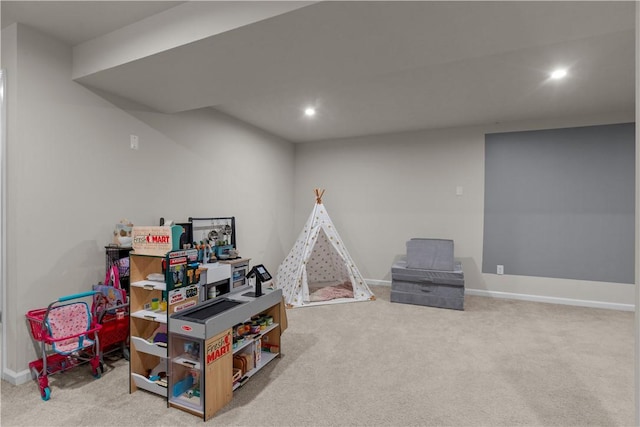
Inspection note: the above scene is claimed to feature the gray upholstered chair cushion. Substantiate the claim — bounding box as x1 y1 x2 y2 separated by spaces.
405 238 454 271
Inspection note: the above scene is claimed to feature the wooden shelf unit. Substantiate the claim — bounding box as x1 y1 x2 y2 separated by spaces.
129 251 201 397
129 253 168 396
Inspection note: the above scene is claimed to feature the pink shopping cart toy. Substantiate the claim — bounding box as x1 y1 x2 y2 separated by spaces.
26 290 104 401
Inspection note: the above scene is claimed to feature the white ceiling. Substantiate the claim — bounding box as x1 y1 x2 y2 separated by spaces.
2 1 636 143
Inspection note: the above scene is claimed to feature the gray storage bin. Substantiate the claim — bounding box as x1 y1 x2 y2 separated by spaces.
390 259 465 311
390 289 464 311
391 261 464 285
391 279 464 299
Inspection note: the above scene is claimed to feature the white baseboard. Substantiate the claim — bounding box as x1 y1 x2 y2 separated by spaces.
2 367 32 385
366 279 391 287
366 279 634 311
465 289 635 311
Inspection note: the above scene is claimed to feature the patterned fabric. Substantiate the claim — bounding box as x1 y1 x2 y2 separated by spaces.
275 201 375 307
46 302 94 354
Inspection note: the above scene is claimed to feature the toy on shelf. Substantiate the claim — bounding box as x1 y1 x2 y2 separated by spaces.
113 219 134 247
149 324 168 346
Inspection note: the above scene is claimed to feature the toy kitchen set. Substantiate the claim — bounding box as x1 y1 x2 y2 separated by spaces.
128 217 287 421
188 217 251 301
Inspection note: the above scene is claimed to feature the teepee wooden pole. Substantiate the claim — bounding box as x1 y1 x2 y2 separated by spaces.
315 188 325 204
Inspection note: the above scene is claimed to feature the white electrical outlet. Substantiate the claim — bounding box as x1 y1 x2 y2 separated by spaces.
497 265 504 275
130 134 139 150
456 186 463 196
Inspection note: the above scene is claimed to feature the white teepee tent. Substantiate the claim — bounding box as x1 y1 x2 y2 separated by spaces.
276 189 375 307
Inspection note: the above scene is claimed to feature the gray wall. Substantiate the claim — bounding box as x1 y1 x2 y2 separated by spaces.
483 123 635 283
1 23 295 381
294 113 635 308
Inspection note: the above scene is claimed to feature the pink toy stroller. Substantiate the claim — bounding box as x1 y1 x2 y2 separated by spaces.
26 291 103 401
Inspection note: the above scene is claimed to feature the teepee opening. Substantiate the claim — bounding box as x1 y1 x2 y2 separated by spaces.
276 189 375 307
305 227 355 302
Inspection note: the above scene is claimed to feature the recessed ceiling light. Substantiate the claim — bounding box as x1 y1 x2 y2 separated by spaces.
304 107 316 117
550 68 568 80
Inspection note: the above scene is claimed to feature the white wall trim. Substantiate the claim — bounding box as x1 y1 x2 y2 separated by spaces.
2 368 32 386
465 289 635 312
1 68 7 381
366 278 635 312
366 279 391 287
